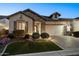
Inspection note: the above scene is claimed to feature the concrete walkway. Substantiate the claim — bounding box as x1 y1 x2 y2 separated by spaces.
0 43 12 56
0 41 25 56
51 36 79 49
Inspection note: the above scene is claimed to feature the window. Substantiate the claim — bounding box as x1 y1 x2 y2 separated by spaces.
16 22 26 30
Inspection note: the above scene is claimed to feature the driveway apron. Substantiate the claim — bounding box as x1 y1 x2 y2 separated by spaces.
51 36 79 49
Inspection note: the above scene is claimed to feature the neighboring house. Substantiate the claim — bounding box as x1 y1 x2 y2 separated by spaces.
0 16 9 30
8 9 79 36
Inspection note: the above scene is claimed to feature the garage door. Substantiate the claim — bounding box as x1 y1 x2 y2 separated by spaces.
45 25 64 35
73 20 79 31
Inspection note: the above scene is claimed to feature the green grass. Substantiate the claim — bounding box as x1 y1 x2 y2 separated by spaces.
4 40 62 55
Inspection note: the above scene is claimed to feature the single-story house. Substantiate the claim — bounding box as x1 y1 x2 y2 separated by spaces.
8 9 79 36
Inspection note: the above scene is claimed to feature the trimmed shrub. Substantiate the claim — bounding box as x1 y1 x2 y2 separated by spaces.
8 33 15 39
73 31 79 37
32 32 40 40
24 34 30 39
41 32 49 39
13 30 25 37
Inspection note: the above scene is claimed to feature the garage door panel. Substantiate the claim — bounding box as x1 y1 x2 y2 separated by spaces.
45 25 64 35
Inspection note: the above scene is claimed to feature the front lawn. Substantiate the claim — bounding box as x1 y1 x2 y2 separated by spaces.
4 40 62 55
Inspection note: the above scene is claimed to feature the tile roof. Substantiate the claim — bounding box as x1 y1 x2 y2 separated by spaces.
7 9 79 21
42 16 73 21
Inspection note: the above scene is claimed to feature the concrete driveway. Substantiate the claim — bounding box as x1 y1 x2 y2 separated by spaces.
51 36 79 49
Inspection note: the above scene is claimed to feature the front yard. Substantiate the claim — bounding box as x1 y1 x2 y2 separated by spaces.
3 40 62 55
0 31 62 56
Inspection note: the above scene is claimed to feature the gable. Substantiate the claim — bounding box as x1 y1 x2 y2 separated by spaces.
8 11 35 21
8 9 76 23
23 9 45 22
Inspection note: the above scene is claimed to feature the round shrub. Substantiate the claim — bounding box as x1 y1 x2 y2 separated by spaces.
8 33 15 39
32 32 40 39
41 32 49 39
73 31 79 37
24 34 30 39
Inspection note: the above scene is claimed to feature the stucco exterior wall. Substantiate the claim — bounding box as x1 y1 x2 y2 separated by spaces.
41 22 45 33
9 13 33 34
24 11 45 33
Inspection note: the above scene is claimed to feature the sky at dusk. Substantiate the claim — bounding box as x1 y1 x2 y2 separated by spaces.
0 3 79 18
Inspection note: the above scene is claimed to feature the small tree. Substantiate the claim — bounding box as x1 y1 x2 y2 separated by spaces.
32 32 40 40
41 32 49 39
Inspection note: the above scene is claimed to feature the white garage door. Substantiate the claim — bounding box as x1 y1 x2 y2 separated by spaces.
73 20 79 31
45 25 64 35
